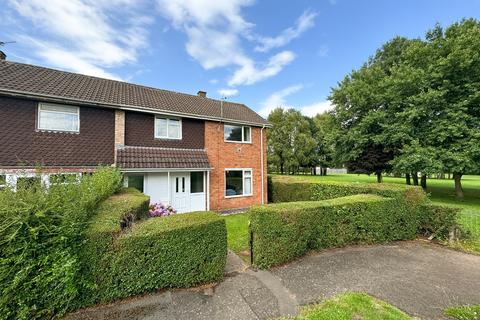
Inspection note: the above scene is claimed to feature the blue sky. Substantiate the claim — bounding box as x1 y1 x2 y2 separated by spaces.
2 0 479 117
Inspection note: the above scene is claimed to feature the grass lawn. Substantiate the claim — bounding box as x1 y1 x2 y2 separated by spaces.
281 292 413 320
223 212 250 254
281 174 480 254
445 305 480 320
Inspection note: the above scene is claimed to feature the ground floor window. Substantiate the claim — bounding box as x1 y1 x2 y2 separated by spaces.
50 173 78 185
225 169 252 197
0 175 6 189
190 172 204 193
16 177 42 190
127 175 144 192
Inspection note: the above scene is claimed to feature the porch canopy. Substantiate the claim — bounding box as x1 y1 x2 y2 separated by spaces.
116 146 211 171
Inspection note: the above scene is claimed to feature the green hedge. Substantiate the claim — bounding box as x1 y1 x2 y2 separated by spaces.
269 175 426 204
0 167 122 320
250 194 421 269
80 195 227 305
419 203 459 240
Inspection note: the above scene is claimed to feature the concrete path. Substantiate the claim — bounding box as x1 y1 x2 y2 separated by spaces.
65 242 480 320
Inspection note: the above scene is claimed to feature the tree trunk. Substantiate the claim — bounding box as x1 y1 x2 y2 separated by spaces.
412 172 419 186
313 166 316 175
453 173 464 199
376 171 383 183
280 162 284 175
420 174 427 190
322 167 327 176
406 173 411 185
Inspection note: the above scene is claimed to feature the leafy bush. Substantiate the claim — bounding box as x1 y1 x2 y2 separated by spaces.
445 304 480 320
419 203 459 240
250 194 420 269
81 205 227 304
0 167 122 320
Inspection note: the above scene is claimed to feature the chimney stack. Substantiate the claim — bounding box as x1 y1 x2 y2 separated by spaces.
197 90 206 98
0 51 6 60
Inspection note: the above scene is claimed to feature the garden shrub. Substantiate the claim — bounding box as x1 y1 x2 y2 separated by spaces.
250 194 420 269
419 203 459 240
0 167 122 320
81 208 227 304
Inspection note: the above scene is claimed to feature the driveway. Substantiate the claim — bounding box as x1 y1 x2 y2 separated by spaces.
65 241 480 320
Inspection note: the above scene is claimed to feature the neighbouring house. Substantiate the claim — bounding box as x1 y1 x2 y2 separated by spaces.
0 57 269 212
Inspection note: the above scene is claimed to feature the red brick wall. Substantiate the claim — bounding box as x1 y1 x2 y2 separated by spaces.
205 121 267 210
0 96 115 167
125 111 204 149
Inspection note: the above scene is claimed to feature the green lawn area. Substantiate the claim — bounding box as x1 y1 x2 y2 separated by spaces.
445 305 480 320
282 174 480 254
281 292 413 320
224 212 250 254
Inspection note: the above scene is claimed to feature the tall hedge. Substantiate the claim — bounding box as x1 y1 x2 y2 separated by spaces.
250 194 421 269
0 168 122 320
419 203 459 239
80 194 227 305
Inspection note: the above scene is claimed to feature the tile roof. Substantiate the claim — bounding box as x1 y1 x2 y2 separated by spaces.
116 146 211 170
0 60 269 127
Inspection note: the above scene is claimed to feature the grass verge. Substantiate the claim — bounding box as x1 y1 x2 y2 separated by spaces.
281 292 413 320
445 305 480 320
223 213 250 255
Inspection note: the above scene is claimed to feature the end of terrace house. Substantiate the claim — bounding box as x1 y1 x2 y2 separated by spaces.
0 58 270 213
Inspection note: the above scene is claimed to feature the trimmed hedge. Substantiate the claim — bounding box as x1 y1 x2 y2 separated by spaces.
269 175 426 204
80 192 227 305
250 194 421 269
419 203 459 240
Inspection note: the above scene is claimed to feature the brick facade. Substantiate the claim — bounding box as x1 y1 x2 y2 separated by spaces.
125 111 204 149
205 121 267 210
0 96 115 168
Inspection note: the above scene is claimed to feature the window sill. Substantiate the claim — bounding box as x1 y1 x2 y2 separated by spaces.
154 137 182 140
224 140 252 144
224 194 253 199
37 129 79 134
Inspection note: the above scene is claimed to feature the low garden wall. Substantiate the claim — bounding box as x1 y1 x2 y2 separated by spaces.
80 188 227 305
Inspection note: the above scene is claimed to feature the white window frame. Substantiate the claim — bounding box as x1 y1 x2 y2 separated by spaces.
224 124 252 143
37 102 80 133
154 117 182 140
0 174 6 189
224 168 253 198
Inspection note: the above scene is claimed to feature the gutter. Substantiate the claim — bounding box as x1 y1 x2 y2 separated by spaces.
0 89 272 128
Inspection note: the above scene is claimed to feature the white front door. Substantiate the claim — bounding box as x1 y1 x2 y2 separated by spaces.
171 173 190 213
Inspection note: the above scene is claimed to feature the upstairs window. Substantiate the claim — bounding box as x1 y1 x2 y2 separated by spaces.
155 117 182 139
38 103 79 132
224 124 251 143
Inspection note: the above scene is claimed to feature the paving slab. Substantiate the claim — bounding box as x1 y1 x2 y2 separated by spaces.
271 241 480 320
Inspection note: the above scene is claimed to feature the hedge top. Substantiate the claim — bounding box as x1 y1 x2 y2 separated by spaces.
255 194 391 211
126 211 224 237
87 188 150 234
271 174 413 191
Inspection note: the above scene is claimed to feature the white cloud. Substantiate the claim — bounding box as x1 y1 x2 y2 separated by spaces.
8 0 151 79
156 0 297 86
259 84 334 117
218 88 239 98
228 51 295 86
299 100 334 117
317 45 329 57
258 84 303 117
254 10 318 52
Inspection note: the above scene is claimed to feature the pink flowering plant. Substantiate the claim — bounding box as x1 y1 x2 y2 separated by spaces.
149 202 177 217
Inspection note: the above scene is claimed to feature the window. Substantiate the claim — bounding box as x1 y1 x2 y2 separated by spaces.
127 175 144 192
224 124 251 143
50 173 78 185
155 117 182 139
225 169 253 197
38 103 79 132
190 172 204 193
17 177 42 190
0 175 6 189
